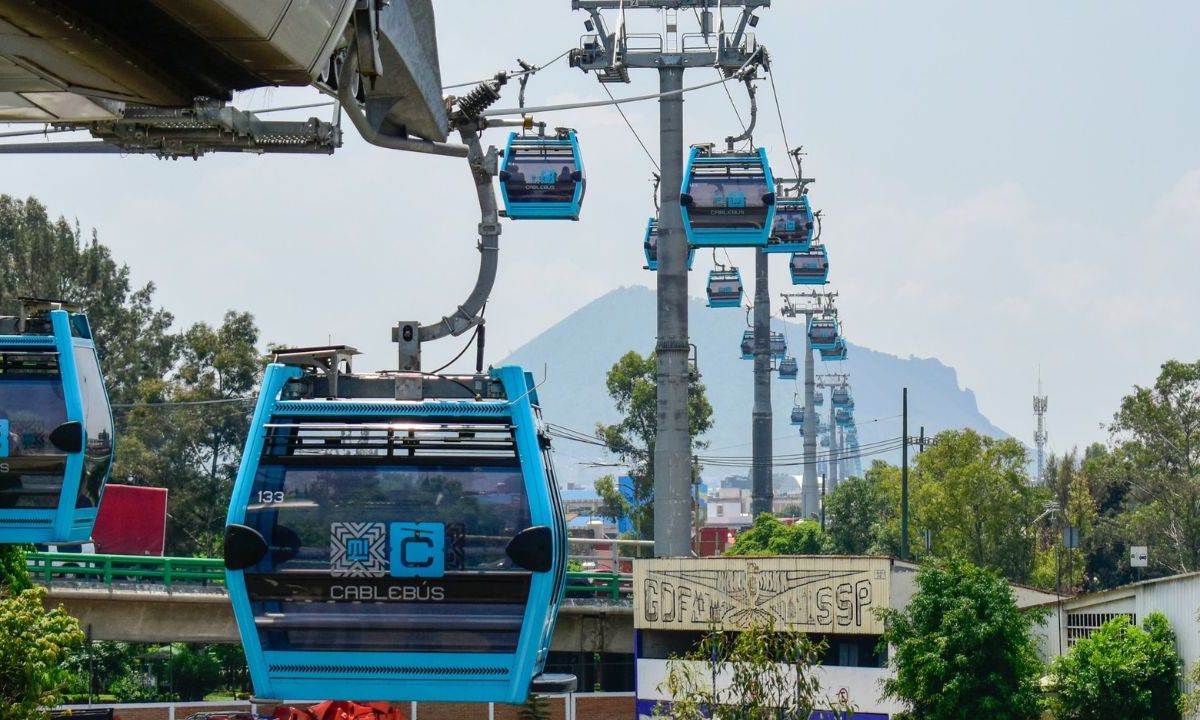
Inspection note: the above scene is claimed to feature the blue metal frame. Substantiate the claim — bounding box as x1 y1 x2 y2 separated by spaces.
790 244 829 285
680 147 776 247
820 337 848 362
225 365 563 704
643 217 694 271
706 267 743 308
499 131 585 220
764 195 815 254
0 309 113 544
778 356 798 379
808 316 840 352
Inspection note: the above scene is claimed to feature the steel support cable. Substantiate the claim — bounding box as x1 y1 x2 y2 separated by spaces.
441 49 572 91
766 65 799 178
600 82 660 171
482 52 761 117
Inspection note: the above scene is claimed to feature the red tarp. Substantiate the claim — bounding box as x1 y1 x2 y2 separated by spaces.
93 484 168 555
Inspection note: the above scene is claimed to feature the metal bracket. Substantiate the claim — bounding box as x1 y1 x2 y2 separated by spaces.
392 321 421 372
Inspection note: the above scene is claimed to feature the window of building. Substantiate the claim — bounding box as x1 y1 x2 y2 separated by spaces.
1065 611 1136 647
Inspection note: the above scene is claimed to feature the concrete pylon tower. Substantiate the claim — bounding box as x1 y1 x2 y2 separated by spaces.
1033 370 1048 486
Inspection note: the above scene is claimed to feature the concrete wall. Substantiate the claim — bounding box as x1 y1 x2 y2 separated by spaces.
44 584 634 653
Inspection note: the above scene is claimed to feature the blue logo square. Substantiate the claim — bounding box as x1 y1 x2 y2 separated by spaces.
0 419 8 457
389 522 445 578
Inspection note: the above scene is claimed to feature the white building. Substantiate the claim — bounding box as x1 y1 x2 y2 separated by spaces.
633 555 1057 719
705 487 752 527
1034 572 1200 715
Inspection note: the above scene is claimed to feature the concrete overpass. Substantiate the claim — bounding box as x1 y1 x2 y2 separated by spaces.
41 581 634 654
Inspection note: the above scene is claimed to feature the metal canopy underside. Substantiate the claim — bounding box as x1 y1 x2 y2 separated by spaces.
0 0 447 142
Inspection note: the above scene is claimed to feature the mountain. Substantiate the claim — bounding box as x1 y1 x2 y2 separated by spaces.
499 285 1010 488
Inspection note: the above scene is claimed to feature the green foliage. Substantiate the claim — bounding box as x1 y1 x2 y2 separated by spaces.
724 513 824 556
0 195 176 404
113 311 261 556
657 620 839 719
0 586 85 719
1048 613 1182 720
0 194 265 557
518 693 551 720
823 461 900 555
909 430 1049 583
166 644 223 701
594 350 713 538
878 558 1045 720
1108 359 1200 574
0 545 31 593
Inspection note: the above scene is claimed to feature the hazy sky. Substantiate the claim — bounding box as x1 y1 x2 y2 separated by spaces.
1 1 1197 457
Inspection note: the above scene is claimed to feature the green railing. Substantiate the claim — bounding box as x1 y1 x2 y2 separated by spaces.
26 552 632 599
27 552 224 587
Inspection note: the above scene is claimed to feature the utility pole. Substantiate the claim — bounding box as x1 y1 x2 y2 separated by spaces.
751 247 773 517
781 292 838 520
570 1 769 557
901 387 909 560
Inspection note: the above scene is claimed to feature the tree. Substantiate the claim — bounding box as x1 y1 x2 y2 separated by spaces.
878 558 1045 720
0 545 31 593
724 513 824 556
910 430 1049 583
0 586 85 719
1048 613 1182 720
114 312 261 555
594 351 713 538
1108 360 1200 574
0 195 176 404
823 461 900 555
657 619 841 719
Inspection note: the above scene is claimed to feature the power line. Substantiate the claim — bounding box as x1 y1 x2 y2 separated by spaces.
111 396 256 410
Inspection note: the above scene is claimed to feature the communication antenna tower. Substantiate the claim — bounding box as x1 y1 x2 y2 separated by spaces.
1033 369 1048 485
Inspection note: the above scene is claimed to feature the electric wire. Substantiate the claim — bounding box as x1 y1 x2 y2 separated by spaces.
111 396 255 409
429 324 481 374
544 420 902 466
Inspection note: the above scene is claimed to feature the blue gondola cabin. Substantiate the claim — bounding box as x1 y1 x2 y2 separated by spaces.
223 346 569 704
0 298 113 544
766 195 815 254
680 146 775 247
499 129 585 220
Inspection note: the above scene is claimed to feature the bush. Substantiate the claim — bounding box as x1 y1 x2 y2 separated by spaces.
1048 612 1182 720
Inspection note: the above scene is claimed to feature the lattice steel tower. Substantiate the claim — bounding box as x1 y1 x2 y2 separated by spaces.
1033 371 1048 485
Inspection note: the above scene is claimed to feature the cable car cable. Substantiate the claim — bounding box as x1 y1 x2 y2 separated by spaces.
766 65 799 178
599 82 659 172
441 49 572 91
482 53 761 117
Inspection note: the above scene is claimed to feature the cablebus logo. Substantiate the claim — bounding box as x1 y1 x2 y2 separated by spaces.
389 522 445 578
